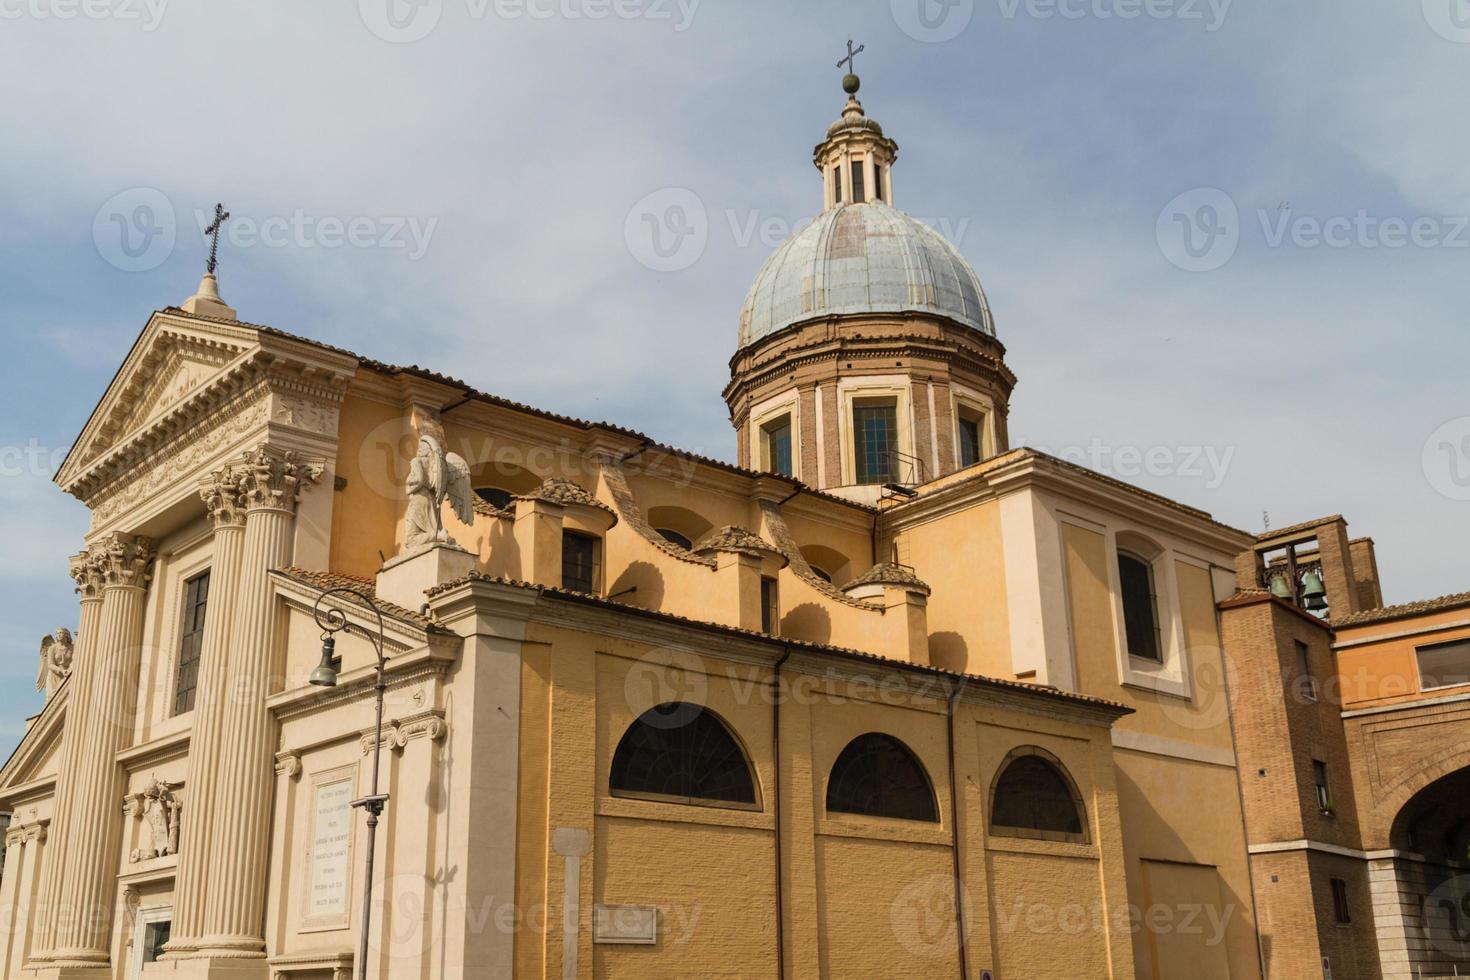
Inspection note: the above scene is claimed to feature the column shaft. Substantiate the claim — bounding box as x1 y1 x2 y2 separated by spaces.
166 507 247 953
48 536 153 966
29 570 104 963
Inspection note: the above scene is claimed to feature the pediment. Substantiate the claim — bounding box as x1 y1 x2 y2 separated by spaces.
0 685 66 794
60 312 260 482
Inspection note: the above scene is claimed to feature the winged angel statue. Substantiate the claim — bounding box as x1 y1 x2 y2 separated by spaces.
403 435 475 552
36 628 74 699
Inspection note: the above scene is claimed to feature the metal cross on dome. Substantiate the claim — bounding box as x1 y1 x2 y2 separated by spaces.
837 38 864 74
204 202 230 275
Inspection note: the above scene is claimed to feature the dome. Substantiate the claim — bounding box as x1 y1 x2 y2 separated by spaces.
738 202 995 349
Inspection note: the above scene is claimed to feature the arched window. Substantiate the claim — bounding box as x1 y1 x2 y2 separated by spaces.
475 486 513 510
990 748 1086 843
656 528 693 550
826 733 938 822
1117 550 1162 662
610 703 758 809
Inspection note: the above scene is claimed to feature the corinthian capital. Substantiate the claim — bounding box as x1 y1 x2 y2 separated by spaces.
200 467 249 529
97 533 156 589
237 447 323 514
69 549 107 600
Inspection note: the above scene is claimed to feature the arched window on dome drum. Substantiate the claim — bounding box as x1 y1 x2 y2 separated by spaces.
990 748 1087 843
609 703 758 809
656 528 693 551
826 733 938 822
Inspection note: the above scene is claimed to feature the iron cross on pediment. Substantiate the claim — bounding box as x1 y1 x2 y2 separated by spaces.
837 39 864 74
204 202 230 275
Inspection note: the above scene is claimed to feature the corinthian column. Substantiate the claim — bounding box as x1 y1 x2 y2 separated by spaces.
47 534 155 970
196 448 319 961
164 470 249 959
28 552 106 965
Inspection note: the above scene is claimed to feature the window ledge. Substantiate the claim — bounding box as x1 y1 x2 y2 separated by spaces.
815 815 950 847
595 795 773 832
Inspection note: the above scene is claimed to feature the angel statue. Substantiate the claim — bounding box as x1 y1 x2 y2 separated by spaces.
403 435 474 552
36 628 74 700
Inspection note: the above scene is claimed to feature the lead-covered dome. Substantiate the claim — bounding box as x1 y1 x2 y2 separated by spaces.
738 202 995 349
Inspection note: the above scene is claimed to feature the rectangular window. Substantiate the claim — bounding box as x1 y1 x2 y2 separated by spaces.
143 919 172 962
1416 638 1470 691
760 577 779 634
1313 759 1331 811
173 571 210 715
853 401 898 485
832 165 843 204
763 415 794 477
873 165 885 202
958 413 983 467
1295 640 1318 702
562 532 600 594
850 159 866 204
1117 553 1162 662
1330 877 1351 923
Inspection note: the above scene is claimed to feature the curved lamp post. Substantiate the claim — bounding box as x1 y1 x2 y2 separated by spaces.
309 587 390 980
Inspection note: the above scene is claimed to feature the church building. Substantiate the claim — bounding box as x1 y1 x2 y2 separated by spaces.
0 71 1283 979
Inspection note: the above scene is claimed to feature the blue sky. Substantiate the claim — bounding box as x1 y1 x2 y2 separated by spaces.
1 0 1467 749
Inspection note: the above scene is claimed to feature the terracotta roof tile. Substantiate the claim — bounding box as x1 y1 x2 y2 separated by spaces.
1333 591 1470 628
273 567 447 631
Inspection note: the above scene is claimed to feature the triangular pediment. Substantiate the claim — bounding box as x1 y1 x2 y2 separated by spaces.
0 684 67 794
55 310 264 489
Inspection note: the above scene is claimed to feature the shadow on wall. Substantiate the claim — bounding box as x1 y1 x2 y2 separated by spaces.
928 632 969 674
608 561 665 611
782 603 832 646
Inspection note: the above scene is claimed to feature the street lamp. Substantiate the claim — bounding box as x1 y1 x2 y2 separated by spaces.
309 587 390 980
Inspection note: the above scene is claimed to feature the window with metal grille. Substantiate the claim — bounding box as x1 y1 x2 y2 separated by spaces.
763 416 794 477
562 532 599 593
609 703 757 808
991 751 1086 842
853 402 898 485
475 486 513 510
1117 552 1162 661
173 572 210 715
826 733 938 822
958 414 983 467
1330 877 1351 923
656 528 692 550
850 159 866 204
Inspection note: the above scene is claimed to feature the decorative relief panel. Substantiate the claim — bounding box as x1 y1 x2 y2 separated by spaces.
123 775 182 863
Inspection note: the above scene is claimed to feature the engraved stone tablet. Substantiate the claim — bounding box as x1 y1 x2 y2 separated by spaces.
305 775 354 927
593 905 658 945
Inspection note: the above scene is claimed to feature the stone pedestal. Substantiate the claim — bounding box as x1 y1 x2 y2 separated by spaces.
376 542 477 610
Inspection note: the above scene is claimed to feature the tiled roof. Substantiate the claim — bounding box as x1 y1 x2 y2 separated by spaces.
426 572 1132 717
691 526 781 558
522 478 615 518
1255 515 1345 542
844 561 932 596
272 567 446 631
1333 591 1470 628
164 311 877 516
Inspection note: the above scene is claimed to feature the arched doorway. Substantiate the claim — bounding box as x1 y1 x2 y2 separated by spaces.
1373 767 1470 978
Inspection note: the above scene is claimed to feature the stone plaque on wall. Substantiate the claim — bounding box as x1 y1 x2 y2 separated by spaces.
303 771 355 930
593 905 658 945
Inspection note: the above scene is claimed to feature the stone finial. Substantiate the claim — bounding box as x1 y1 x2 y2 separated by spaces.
180 272 237 320
98 534 157 589
237 447 322 513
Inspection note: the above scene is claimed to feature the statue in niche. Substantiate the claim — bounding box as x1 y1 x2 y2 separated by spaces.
130 776 182 862
35 629 74 700
403 435 474 552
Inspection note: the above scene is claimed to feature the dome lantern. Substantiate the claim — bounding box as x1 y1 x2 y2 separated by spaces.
815 54 898 210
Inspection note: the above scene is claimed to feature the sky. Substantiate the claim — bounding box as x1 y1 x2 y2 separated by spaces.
0 0 1467 747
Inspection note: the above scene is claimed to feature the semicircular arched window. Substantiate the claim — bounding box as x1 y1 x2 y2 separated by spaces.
826 733 939 822
990 749 1087 843
609 703 758 809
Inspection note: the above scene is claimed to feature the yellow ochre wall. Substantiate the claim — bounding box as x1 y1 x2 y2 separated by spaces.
513 617 1135 979
1061 523 1261 980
